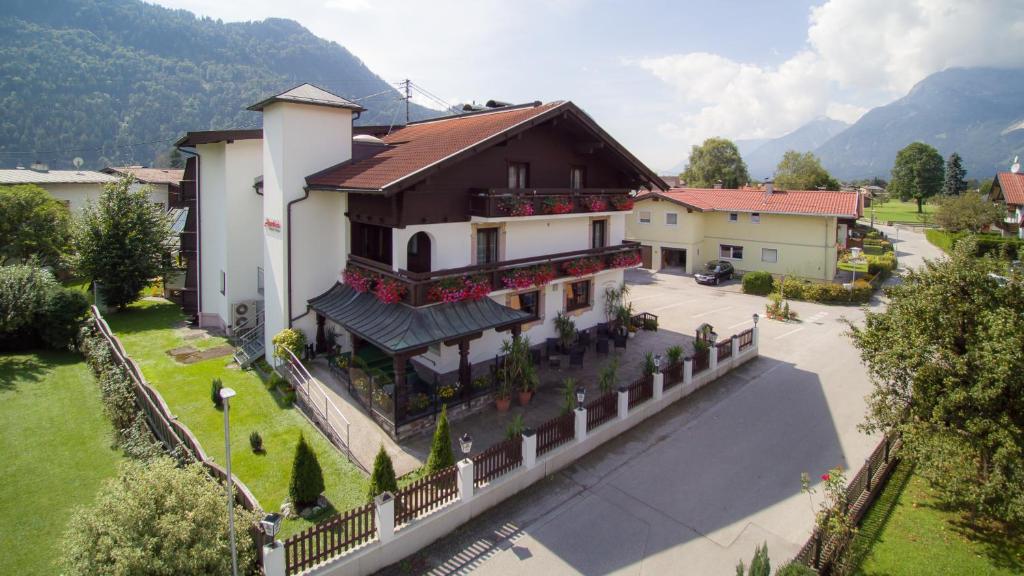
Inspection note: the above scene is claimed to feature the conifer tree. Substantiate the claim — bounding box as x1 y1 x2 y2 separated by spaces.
289 434 324 507
367 445 398 500
425 404 455 474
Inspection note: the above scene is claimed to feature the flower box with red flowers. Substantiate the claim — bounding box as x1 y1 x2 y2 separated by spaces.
562 256 605 277
502 264 556 290
582 196 609 212
542 196 574 215
373 277 407 304
611 196 634 211
499 197 535 217
611 251 643 268
427 275 492 303
343 267 375 293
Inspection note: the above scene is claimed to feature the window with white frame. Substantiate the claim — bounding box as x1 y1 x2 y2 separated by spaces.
728 213 738 222
666 212 678 226
761 248 778 263
638 210 652 224
719 244 743 260
751 212 760 223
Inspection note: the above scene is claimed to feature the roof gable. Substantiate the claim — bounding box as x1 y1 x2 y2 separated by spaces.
995 172 1024 205
246 83 365 112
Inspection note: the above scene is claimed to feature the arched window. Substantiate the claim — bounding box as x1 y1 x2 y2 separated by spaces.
407 232 431 273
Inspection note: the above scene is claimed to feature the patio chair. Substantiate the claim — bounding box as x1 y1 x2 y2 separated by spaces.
545 337 559 358
577 329 592 349
569 345 585 367
596 337 610 355
530 347 542 366
548 354 561 369
613 332 628 349
596 322 609 338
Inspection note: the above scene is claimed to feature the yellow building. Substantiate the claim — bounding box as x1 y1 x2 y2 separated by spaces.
626 187 862 281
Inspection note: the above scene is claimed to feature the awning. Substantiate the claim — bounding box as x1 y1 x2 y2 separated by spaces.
309 283 534 355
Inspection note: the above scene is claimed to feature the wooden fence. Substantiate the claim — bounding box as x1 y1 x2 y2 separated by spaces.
88 307 261 512
536 412 575 456
585 390 617 431
473 438 523 487
285 502 376 575
738 328 754 352
395 466 458 527
793 434 902 574
691 349 710 375
716 339 732 362
663 362 683 389
626 374 653 409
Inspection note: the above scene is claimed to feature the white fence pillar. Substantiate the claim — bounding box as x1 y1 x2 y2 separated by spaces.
574 407 587 442
374 492 395 544
617 386 629 420
753 325 760 350
731 335 740 361
684 357 693 385
522 430 537 469
709 346 718 371
457 458 474 502
262 541 286 576
653 372 664 401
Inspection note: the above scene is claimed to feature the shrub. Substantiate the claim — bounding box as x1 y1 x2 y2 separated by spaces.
249 431 263 453
272 328 306 360
741 271 774 295
865 229 883 240
60 458 258 576
211 378 223 408
598 356 618 393
289 434 325 508
735 542 771 576
775 562 817 576
367 445 398 500
643 351 657 375
506 413 525 440
425 404 455 473
666 345 684 366
775 277 873 304
561 377 578 415
866 252 896 276
37 288 89 349
0 264 87 350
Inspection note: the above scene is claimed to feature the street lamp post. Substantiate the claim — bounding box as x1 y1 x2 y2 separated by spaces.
459 433 473 461
220 387 239 576
575 386 586 410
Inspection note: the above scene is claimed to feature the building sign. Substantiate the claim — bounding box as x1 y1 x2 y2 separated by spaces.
264 218 282 232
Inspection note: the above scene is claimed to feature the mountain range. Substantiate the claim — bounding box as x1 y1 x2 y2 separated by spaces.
0 0 439 169
666 67 1024 182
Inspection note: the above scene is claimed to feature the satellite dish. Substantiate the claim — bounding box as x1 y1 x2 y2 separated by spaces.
72 157 84 170
1012 155 1021 174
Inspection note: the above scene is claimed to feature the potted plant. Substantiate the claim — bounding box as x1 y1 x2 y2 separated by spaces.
665 345 684 379
505 414 525 440
498 336 538 407
554 311 576 354
598 357 618 393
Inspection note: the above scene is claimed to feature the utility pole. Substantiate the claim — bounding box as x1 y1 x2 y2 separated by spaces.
402 78 411 124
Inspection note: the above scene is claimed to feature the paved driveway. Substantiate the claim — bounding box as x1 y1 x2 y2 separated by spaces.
378 227 942 575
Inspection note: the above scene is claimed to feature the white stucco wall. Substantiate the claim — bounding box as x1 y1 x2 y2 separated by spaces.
35 182 107 212
503 217 591 260
196 143 229 329
392 222 472 271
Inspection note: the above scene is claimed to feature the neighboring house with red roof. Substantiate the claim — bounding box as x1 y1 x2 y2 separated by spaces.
175 83 662 437
102 166 185 210
989 168 1024 239
627 185 862 280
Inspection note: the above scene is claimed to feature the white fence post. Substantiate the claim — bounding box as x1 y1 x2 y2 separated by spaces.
731 335 740 362
262 541 286 576
374 492 396 544
653 372 664 401
684 357 693 385
709 345 718 371
522 430 537 469
457 458 475 502
574 407 587 442
617 386 629 420
753 325 760 350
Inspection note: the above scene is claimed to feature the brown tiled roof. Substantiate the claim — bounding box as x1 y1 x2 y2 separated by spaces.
636 187 862 218
995 172 1024 205
104 166 184 185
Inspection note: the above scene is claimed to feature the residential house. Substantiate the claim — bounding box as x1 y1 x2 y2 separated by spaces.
627 185 862 280
0 165 117 211
101 166 185 210
989 167 1024 239
176 84 663 437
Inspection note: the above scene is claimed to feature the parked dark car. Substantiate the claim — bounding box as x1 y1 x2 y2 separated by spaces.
694 260 734 285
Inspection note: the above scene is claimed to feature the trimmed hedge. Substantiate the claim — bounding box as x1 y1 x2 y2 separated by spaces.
926 230 1022 258
742 271 774 295
776 278 874 304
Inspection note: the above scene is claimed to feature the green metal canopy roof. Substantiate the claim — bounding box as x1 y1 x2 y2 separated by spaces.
309 283 533 355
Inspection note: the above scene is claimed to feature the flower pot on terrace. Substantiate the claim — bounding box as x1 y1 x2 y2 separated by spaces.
518 390 533 406
496 396 511 412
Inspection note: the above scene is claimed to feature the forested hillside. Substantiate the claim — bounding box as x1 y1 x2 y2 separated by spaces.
0 0 437 169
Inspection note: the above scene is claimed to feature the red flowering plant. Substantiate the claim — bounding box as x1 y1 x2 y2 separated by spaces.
542 196 574 215
427 275 492 303
500 196 535 217
373 277 407 304
343 267 375 293
611 251 643 268
582 196 609 212
800 466 855 544
562 256 605 277
502 264 556 290
611 196 634 211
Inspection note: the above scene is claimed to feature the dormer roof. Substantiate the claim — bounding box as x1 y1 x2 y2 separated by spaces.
246 83 366 113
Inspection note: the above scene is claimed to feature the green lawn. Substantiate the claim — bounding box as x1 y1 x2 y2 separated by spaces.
865 199 937 224
104 299 368 538
850 462 1024 575
0 351 124 576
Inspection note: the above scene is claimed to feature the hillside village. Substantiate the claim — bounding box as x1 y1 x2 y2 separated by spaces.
2 2 1024 576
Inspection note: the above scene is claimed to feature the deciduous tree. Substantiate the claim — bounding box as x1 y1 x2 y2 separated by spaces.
889 142 944 213
0 184 72 267
680 137 750 189
773 151 839 191
847 238 1024 525
943 152 968 196
933 192 1002 232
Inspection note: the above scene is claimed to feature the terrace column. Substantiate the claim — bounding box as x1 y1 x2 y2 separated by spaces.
393 354 407 424
458 340 471 398
315 314 326 353
511 324 522 339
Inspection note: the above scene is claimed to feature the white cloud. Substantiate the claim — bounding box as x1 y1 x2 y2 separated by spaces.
638 0 1024 150
324 0 371 12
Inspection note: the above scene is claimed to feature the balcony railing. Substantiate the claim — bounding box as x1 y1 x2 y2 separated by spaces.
468 188 634 218
346 241 643 307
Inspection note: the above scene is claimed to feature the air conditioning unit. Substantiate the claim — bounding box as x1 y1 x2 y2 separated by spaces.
231 300 264 334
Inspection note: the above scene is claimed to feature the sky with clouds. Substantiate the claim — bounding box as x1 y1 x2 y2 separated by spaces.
150 0 1024 172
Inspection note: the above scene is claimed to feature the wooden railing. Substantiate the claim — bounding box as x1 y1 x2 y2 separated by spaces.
395 466 458 527
468 188 632 218
627 374 654 409
536 412 575 456
663 362 683 389
89 307 261 512
285 502 376 575
691 349 710 375
738 328 754 351
473 438 523 487
347 241 643 307
716 339 733 362
586 390 618 431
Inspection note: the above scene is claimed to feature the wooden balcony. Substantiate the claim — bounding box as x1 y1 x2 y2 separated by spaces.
468 188 634 218
347 241 643 307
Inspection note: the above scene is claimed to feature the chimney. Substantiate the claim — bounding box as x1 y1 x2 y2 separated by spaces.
764 179 774 196
713 179 723 190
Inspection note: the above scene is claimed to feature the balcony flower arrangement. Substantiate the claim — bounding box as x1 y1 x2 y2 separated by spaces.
373 277 407 304
499 196 535 217
437 383 458 401
542 196 574 215
611 196 634 211
611 251 643 268
562 256 605 277
343 267 375 293
582 196 609 212
428 275 492 303
502 264 556 290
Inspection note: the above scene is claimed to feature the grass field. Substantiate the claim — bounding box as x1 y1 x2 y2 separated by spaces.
865 199 937 224
0 351 124 576
850 462 1024 575
104 299 368 538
